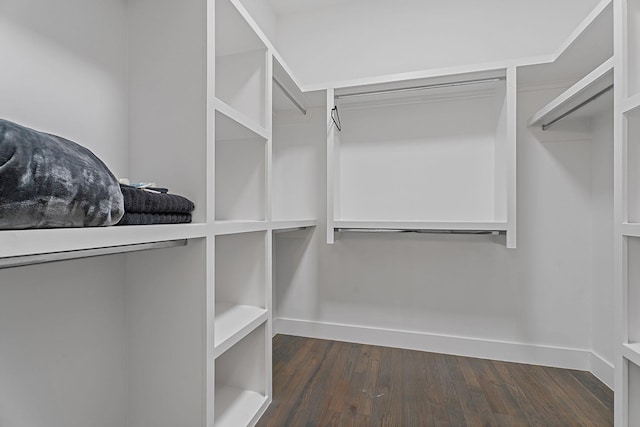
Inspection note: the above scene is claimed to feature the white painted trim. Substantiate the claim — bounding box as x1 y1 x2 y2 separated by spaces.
590 351 615 389
274 318 594 372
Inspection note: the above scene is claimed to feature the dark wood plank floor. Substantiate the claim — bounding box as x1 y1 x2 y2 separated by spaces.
256 335 613 427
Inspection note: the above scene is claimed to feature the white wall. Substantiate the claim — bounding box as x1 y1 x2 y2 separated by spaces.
274 0 602 87
0 257 128 427
0 2 130 425
0 0 129 177
238 0 278 44
274 84 612 380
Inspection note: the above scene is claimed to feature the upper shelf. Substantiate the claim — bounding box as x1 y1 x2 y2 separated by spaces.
334 69 506 110
528 57 613 128
519 0 612 85
0 223 207 259
214 98 269 141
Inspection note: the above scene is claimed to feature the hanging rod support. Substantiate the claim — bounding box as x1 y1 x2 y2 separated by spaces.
273 76 307 115
0 239 188 269
542 84 613 130
335 76 506 100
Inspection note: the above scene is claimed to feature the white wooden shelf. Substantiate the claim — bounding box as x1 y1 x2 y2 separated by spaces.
214 385 269 427
333 220 509 232
214 98 269 141
214 303 267 359
518 0 612 85
623 343 640 368
623 92 640 114
0 223 207 259
528 57 613 128
214 220 268 235
271 219 317 232
622 223 640 237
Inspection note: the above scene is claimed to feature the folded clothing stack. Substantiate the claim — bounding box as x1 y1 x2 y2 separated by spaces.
117 184 195 225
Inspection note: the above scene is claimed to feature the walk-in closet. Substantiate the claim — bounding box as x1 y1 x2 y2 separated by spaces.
0 0 634 425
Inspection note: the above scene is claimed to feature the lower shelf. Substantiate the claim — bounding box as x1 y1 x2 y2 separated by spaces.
215 386 269 427
214 303 268 359
332 220 509 232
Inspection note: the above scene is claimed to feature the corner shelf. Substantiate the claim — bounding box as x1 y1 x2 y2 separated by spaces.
518 0 612 86
528 57 613 129
214 302 268 359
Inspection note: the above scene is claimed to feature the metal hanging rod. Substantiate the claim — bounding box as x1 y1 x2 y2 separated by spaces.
273 76 307 115
542 84 613 130
336 228 503 235
0 239 188 270
335 76 506 100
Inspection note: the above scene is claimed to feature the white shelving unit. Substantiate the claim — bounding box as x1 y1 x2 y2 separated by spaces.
616 0 640 424
212 0 316 425
326 69 517 247
0 1 213 426
213 0 272 423
0 0 315 425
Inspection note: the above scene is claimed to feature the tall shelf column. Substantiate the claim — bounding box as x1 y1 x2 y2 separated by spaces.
615 0 640 424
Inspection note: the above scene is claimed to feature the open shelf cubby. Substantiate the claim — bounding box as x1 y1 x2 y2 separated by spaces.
214 231 267 356
272 89 323 222
215 109 267 222
215 0 267 129
215 323 269 427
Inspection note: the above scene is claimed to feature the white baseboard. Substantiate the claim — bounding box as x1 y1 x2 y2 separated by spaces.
589 351 614 389
274 317 613 386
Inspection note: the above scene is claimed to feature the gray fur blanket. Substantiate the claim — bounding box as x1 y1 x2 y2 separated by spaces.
0 119 124 229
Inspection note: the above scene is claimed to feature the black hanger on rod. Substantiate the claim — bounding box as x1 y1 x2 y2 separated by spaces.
331 106 341 132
